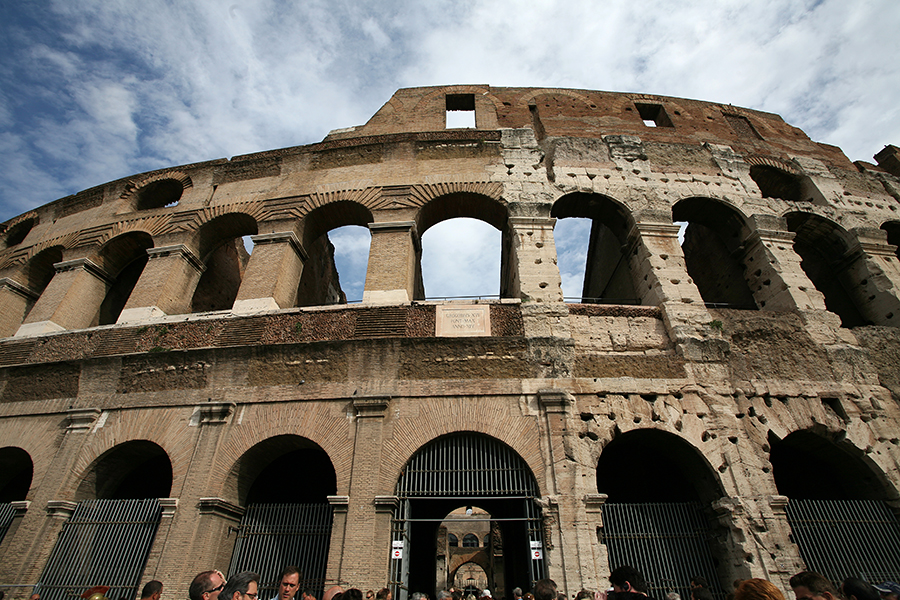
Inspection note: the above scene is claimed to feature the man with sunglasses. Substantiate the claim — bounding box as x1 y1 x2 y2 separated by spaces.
219 572 260 600
190 571 228 600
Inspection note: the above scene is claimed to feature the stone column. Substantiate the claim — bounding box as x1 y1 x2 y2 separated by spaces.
507 216 563 304
232 232 308 313
583 495 609 587
16 259 113 337
363 222 419 304
627 221 728 362
842 228 900 326
0 278 38 338
339 397 392 590
116 245 205 323
325 495 350 587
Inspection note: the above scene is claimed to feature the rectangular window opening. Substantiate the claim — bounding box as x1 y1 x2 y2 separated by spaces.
724 113 763 139
446 94 476 129
635 102 674 128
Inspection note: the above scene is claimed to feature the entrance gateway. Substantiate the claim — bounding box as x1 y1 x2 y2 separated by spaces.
390 433 545 600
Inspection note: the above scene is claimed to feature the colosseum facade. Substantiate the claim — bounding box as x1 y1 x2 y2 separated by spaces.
1 85 900 600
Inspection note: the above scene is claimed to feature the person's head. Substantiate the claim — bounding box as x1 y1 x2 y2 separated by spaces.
789 573 840 600
692 589 713 600
344 590 364 600
451 592 463 600
513 590 523 599
734 579 785 600
610 567 648 595
412 594 428 600
691 579 709 591
576 591 593 600
219 571 259 600
367 593 376 600
874 583 900 600
277 568 302 600
190 571 227 600
141 581 163 600
323 588 344 600
842 579 880 600
376 590 391 600
535 579 558 600
438 592 452 600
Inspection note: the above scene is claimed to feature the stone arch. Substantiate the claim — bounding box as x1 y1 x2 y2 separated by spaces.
882 220 900 261
673 197 758 309
785 211 870 327
449 559 491 589
768 427 899 501
223 434 337 507
3 216 37 249
462 533 480 547
190 213 258 313
381 406 545 498
448 533 459 547
0 446 33 502
94 231 154 325
20 246 63 296
73 439 172 501
596 427 725 504
120 171 193 211
747 158 803 203
551 192 639 304
297 200 373 307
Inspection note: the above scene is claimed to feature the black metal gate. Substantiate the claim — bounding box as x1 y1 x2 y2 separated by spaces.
0 502 15 545
36 498 162 600
228 503 334 600
391 433 545 600
601 502 722 600
786 499 900 581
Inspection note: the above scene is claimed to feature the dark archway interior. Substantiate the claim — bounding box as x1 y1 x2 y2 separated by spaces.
0 447 33 502
673 198 756 309
596 429 723 504
75 440 172 500
769 430 893 501
749 165 802 202
192 238 250 312
883 222 900 261
5 218 35 248
96 232 154 325
136 179 183 210
787 212 868 327
246 447 337 504
416 193 507 236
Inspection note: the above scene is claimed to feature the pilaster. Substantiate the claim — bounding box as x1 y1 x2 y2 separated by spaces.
363 222 419 304
232 232 308 313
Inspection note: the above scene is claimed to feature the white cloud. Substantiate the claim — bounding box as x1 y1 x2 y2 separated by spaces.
421 218 501 299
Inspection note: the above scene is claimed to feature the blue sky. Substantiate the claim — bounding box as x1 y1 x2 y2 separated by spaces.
2 0 898 301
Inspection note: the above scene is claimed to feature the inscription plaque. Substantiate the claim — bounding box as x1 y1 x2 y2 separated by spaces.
435 305 491 337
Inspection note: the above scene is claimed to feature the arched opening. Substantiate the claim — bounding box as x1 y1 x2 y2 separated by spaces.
551 193 639 304
0 446 32 502
439 507 502 595
672 198 757 310
786 212 869 327
95 232 154 325
392 432 543 600
882 221 900 261
191 214 258 313
416 194 509 301
75 440 172 501
227 436 337 600
596 429 726 598
0 447 32 546
40 441 171 600
769 428 900 582
298 202 372 306
22 246 64 304
4 218 35 248
750 165 802 202
420 218 500 299
135 178 184 210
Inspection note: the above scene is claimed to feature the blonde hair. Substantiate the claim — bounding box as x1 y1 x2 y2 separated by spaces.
735 579 786 600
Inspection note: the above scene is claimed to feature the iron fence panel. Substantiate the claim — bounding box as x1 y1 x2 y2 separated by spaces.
0 502 15 545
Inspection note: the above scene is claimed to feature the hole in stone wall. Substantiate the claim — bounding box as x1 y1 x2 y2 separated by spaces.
421 218 500 300
446 94 476 129
0 446 33 502
635 103 674 128
4 218 35 248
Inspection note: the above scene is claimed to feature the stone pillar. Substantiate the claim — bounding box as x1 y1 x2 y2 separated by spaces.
537 389 581 593
232 232 308 313
325 495 350 587
627 221 728 362
583 495 609 587
339 397 392 590
842 228 900 326
140 498 179 580
16 259 113 337
116 245 205 323
507 216 563 304
740 219 826 313
363 222 419 304
0 278 38 338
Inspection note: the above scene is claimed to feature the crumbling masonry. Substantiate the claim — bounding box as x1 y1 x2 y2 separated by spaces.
1 86 900 600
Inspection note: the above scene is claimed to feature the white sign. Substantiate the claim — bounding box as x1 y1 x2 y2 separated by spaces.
530 541 541 549
392 548 403 560
435 305 491 337
392 540 404 548
532 549 543 560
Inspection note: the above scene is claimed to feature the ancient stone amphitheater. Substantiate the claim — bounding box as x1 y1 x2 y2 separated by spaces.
1 85 900 600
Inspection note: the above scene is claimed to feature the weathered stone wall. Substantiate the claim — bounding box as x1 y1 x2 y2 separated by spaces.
1 85 900 600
